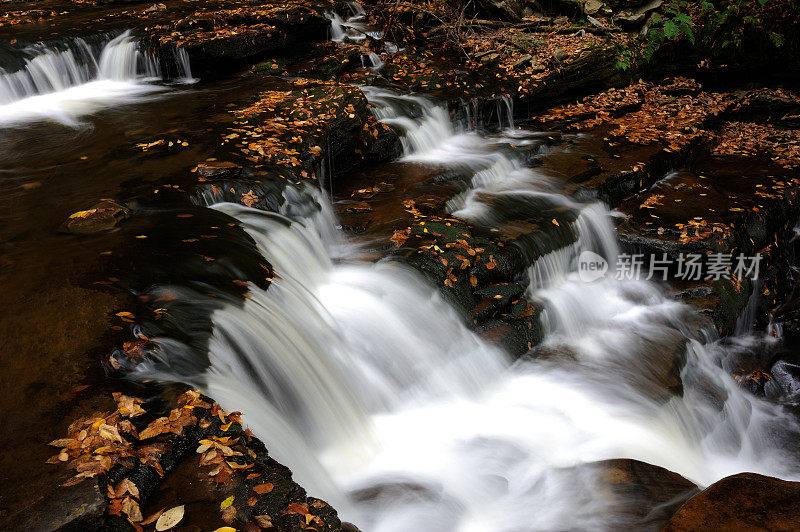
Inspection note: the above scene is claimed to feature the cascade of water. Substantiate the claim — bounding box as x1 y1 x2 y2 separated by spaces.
348 1 366 18
174 47 197 84
523 199 800 487
360 86 456 155
497 94 514 130
0 31 195 125
337 88 799 527
124 36 800 531
361 86 558 223
136 202 507 501
327 12 383 43
365 51 384 71
278 183 354 259
735 280 762 335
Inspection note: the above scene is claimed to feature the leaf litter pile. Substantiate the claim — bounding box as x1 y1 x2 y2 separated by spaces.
536 79 800 169
222 78 391 179
48 390 342 531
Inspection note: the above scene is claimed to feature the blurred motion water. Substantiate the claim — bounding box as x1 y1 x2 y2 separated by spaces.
0 30 194 125
129 87 800 530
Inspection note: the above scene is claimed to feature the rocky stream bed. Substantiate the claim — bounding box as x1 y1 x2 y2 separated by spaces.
2 0 800 530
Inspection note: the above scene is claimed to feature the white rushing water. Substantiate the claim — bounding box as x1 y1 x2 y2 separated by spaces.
0 31 195 126
361 86 555 224
132 83 800 531
328 2 383 43
326 4 385 74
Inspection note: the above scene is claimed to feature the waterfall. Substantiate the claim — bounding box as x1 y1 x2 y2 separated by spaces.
361 86 557 222
119 32 800 530
0 31 195 125
134 202 507 508
497 94 514 130
523 198 800 489
361 86 456 155
152 192 800 530
362 51 384 71
327 12 383 43
326 2 384 44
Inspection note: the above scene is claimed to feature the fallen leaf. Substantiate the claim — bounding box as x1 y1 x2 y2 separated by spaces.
141 507 166 526
253 483 274 494
253 515 273 528
222 505 236 524
98 424 124 443
155 505 185 531
121 496 143 522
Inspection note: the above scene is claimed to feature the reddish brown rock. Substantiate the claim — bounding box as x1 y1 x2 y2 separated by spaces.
588 459 699 529
196 161 241 179
662 473 800 531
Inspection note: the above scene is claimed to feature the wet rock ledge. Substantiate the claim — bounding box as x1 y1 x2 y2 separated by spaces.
3 0 800 530
40 391 344 531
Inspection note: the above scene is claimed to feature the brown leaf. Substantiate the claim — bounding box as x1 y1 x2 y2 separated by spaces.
98 424 124 443
139 418 169 440
221 505 236 524
49 438 76 447
284 502 309 515
141 507 166 526
253 483 274 494
114 479 140 500
253 515 273 528
121 496 143 522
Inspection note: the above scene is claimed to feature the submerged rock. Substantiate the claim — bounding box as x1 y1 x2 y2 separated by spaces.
59 201 130 234
769 359 800 401
15 479 105 532
196 161 242 179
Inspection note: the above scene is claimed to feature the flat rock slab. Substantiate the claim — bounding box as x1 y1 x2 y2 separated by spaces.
617 156 800 255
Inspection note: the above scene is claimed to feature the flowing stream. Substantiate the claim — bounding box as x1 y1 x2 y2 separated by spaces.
0 31 194 125
2 3 798 530
132 80 800 530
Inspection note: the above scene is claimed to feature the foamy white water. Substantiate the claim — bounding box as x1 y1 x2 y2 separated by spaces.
0 31 195 126
130 21 800 528
327 3 383 43
360 86 559 222
142 190 800 530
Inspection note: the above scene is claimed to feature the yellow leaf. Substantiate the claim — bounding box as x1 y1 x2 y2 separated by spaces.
69 209 97 219
221 496 234 509
211 528 237 532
